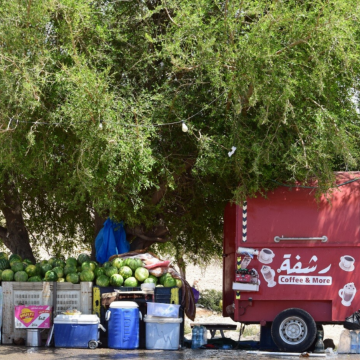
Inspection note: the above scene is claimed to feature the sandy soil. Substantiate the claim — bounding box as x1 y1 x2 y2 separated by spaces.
184 260 344 346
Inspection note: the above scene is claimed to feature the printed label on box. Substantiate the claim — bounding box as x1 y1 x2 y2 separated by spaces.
14 305 52 328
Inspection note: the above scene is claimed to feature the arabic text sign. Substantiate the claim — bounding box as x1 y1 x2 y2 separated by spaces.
279 276 332 285
14 305 52 328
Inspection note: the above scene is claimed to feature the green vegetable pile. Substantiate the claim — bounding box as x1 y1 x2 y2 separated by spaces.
0 252 182 288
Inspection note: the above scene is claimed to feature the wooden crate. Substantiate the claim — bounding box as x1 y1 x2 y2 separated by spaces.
2 281 92 344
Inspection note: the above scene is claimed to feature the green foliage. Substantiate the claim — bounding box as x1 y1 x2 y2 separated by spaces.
0 0 360 259
198 289 222 312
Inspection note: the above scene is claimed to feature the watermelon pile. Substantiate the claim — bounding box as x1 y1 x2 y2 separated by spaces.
0 252 183 289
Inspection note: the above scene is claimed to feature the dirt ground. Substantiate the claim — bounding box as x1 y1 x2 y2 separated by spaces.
184 260 344 346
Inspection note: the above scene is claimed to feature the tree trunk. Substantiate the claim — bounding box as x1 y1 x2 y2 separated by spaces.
0 182 35 263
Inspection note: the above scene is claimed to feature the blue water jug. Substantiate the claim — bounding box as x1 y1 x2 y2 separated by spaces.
106 301 141 349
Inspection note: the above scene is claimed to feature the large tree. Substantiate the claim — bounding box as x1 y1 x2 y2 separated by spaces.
0 0 360 263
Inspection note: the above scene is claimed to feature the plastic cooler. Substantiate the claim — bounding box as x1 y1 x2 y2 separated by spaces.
54 314 101 349
106 301 141 349
144 315 183 350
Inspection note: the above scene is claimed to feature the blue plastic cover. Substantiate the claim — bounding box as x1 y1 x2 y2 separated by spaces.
95 219 130 264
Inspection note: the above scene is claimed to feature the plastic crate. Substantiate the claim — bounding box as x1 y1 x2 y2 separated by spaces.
155 286 182 304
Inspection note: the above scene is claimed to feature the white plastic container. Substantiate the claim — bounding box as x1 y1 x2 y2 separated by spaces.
147 302 180 318
144 315 183 350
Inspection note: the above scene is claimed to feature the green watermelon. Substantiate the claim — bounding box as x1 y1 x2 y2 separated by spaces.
39 260 49 267
124 277 138 287
11 261 24 273
64 265 77 276
110 274 124 287
57 277 65 282
0 258 10 270
2 269 14 281
41 264 53 276
163 276 177 288
52 266 64 278
0 269 2 281
77 265 82 272
111 258 124 269
105 266 118 278
14 271 28 282
9 254 22 266
35 263 42 274
119 266 132 279
90 261 98 271
23 259 33 266
135 267 149 282
28 276 42 282
77 253 90 265
81 261 92 272
25 265 40 277
48 258 56 267
44 270 58 282
66 257 78 267
175 279 183 288
0 252 8 260
103 261 112 268
66 273 80 284
159 273 172 285
94 267 106 278
53 258 66 268
80 270 95 282
124 258 138 271
144 275 158 284
96 275 110 287
134 258 144 269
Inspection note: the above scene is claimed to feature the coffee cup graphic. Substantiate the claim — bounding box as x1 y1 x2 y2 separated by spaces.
261 265 276 287
258 248 275 264
339 283 356 306
339 255 355 272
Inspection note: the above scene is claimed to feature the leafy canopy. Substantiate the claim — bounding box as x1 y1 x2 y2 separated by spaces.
0 0 360 261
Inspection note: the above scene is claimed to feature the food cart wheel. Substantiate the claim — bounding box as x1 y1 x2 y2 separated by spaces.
271 308 317 353
88 340 98 349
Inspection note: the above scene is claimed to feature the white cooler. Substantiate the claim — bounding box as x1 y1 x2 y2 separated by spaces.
144 315 182 350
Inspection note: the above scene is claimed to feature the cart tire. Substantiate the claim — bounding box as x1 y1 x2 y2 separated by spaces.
88 340 98 349
271 308 317 352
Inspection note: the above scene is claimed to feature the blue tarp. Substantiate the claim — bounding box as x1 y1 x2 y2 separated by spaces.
95 219 130 264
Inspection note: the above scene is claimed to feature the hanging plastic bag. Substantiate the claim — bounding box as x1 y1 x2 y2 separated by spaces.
95 219 130 264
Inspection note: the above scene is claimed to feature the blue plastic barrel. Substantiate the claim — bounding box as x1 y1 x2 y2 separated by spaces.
106 301 140 349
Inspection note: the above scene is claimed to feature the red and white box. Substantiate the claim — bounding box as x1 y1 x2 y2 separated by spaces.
14 305 52 329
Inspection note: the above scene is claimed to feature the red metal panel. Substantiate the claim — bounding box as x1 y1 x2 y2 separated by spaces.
234 300 332 323
247 173 360 246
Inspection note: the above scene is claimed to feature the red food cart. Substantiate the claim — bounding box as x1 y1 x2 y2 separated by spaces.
223 172 360 352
